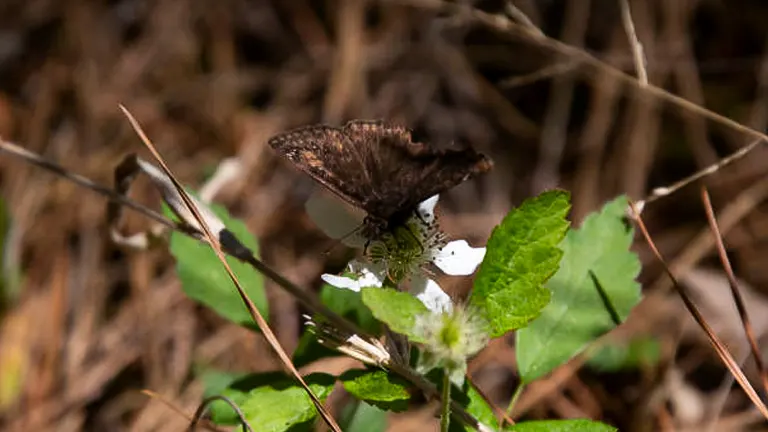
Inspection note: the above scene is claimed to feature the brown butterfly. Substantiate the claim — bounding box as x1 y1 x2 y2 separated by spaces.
268 119 493 237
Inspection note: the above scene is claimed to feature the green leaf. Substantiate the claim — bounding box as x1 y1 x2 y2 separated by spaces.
209 372 336 430
587 336 660 372
200 369 248 398
340 369 411 412
470 190 571 337
167 201 268 329
361 287 429 342
292 328 341 368
516 196 642 383
321 284 380 334
505 419 617 432
450 383 497 432
339 400 387 432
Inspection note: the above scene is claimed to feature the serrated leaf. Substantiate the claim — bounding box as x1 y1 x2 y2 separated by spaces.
167 201 268 329
340 400 387 432
361 287 429 342
209 372 336 430
340 369 411 412
470 190 571 337
516 196 641 383
505 419 617 432
587 336 660 372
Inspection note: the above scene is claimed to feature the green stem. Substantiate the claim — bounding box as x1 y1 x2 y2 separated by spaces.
504 381 526 424
440 370 452 432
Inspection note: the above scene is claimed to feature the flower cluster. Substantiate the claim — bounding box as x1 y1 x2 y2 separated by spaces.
307 193 486 313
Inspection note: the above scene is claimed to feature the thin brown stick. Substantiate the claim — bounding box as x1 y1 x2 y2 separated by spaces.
119 105 342 432
0 139 175 231
700 187 768 393
504 1 543 38
639 138 764 207
618 0 648 85
615 0 663 200
628 201 768 420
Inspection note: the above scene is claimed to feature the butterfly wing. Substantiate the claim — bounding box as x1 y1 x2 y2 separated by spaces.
341 120 493 220
268 124 379 210
269 120 493 223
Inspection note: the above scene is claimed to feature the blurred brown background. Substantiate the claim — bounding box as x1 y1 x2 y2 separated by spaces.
2 0 768 430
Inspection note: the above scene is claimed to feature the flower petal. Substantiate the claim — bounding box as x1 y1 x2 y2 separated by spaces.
410 274 453 313
321 260 386 292
305 191 366 247
433 240 486 276
321 273 363 291
355 262 386 287
416 195 440 224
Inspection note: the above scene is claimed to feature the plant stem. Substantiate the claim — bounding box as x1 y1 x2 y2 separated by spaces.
504 381 525 421
440 371 452 432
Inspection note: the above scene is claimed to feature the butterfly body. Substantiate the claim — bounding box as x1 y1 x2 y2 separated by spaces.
269 120 492 237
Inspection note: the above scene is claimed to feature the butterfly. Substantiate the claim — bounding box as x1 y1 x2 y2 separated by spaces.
268 119 493 237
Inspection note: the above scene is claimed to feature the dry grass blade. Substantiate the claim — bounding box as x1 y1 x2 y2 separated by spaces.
118 105 342 432
700 187 768 393
628 201 768 420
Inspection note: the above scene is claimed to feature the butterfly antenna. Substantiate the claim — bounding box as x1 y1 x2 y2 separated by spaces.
322 224 366 255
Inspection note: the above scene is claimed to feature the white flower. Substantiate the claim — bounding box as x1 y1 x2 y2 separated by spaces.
413 304 490 386
310 192 486 313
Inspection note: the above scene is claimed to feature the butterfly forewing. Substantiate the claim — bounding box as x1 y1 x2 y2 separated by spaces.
267 125 379 209
268 119 493 230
